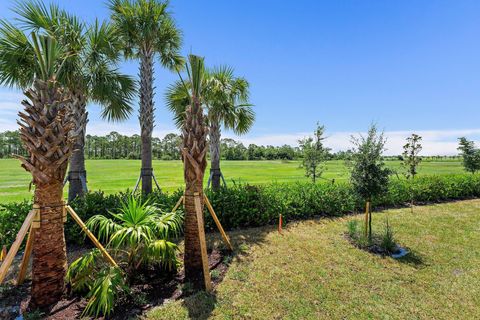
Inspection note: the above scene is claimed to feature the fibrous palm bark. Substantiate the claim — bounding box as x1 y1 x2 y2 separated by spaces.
209 120 222 190
139 49 154 194
182 96 209 289
15 79 76 308
67 89 88 201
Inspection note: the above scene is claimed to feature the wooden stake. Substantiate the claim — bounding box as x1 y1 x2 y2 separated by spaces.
364 201 370 237
172 196 184 212
193 193 212 292
203 195 233 251
0 210 36 284
278 214 283 235
0 246 6 261
66 205 118 268
16 225 35 285
62 200 67 223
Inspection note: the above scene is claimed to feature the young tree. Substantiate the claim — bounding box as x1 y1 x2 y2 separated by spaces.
109 0 183 194
458 137 480 174
299 123 329 183
402 134 422 211
402 134 423 179
349 124 391 241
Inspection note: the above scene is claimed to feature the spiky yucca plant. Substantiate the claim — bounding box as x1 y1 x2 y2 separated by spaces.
87 196 182 272
67 196 182 317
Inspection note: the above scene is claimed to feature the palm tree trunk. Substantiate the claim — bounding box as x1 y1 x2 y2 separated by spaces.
183 98 209 290
139 49 154 194
31 182 68 308
67 90 88 202
16 79 75 309
209 120 222 191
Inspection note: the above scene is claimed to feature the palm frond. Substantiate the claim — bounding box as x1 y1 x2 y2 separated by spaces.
66 249 103 293
13 0 60 31
205 65 255 135
0 21 35 88
109 0 182 63
87 214 122 244
30 32 69 81
142 239 178 270
165 79 189 128
153 210 183 238
82 266 128 318
187 54 205 100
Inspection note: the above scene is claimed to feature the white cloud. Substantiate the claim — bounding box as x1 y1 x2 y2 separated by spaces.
230 129 480 156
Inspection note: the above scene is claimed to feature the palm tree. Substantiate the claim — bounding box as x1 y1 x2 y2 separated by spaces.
0 29 75 307
166 65 254 190
109 0 183 194
168 54 210 289
205 66 254 190
14 1 136 201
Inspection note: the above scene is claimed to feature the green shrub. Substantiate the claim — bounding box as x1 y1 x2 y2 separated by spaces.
0 200 31 249
1 174 480 249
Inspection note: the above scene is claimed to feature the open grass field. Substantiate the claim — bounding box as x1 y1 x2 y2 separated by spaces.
147 199 480 320
0 158 465 203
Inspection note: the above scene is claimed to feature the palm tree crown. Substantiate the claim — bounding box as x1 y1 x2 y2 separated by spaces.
12 0 136 120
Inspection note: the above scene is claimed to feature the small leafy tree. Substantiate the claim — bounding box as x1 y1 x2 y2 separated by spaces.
349 124 391 241
299 123 329 183
458 137 480 174
402 134 422 179
402 134 422 211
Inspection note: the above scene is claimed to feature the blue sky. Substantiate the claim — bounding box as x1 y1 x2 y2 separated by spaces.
1 0 480 155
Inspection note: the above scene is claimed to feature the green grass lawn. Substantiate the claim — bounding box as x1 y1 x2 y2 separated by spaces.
147 199 480 320
0 158 465 203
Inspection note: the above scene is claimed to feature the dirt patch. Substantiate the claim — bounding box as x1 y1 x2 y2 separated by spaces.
344 233 400 257
0 247 233 319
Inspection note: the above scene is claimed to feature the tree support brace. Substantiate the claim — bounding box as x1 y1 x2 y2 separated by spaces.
193 192 212 292
172 194 233 251
63 170 88 193
207 168 227 189
0 202 118 286
132 167 161 194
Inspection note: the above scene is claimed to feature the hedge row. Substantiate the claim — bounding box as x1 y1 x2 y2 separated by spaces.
1 174 480 248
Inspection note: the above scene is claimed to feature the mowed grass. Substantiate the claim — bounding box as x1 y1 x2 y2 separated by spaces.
146 199 480 320
0 158 465 203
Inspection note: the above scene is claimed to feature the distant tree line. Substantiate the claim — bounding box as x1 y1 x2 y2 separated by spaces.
0 130 464 161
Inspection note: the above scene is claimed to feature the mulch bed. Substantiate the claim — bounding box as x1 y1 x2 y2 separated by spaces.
344 233 399 257
0 247 232 320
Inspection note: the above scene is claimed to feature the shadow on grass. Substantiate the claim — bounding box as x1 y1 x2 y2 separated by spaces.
181 291 217 320
396 250 426 268
173 225 274 319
